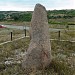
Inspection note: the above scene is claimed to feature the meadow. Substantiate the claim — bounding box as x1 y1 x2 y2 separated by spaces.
0 24 75 75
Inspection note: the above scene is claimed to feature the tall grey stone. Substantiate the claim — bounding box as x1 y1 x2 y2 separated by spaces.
22 4 52 73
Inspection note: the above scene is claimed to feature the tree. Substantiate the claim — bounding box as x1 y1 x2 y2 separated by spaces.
10 13 20 21
0 14 5 21
10 13 32 22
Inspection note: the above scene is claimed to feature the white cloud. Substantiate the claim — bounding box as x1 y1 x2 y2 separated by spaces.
46 0 75 10
0 5 33 11
0 2 34 11
0 0 75 11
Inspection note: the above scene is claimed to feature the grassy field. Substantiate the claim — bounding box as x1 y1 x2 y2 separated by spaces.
50 30 75 41
0 28 75 43
0 28 29 43
0 22 75 75
0 21 30 26
0 37 75 75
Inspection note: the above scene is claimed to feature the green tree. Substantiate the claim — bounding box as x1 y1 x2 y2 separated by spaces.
10 13 32 22
10 13 20 21
0 14 5 21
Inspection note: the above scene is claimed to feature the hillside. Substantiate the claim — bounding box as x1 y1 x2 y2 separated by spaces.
0 9 75 25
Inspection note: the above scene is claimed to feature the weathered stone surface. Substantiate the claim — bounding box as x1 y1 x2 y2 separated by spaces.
22 3 52 73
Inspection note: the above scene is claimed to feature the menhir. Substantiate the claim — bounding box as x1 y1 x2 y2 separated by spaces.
22 3 52 72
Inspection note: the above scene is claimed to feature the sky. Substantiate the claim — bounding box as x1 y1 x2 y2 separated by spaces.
0 0 75 11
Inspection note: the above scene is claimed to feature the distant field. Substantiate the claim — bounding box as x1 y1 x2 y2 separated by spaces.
49 17 75 24
0 21 30 26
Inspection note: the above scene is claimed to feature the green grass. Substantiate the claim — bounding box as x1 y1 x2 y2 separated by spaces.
50 30 75 41
0 28 29 43
0 37 75 75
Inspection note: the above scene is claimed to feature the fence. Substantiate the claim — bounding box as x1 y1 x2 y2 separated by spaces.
0 28 75 46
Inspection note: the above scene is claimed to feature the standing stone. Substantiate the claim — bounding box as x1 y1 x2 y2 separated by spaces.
22 3 52 73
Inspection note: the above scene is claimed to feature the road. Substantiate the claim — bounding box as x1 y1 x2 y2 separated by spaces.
2 24 75 32
3 24 29 30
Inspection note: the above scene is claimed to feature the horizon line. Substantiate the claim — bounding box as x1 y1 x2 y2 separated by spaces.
0 9 75 11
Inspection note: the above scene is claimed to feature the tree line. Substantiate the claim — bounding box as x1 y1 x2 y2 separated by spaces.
0 12 32 22
47 9 75 19
0 9 75 22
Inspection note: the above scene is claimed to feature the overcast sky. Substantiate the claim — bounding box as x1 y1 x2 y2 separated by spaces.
0 0 75 11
